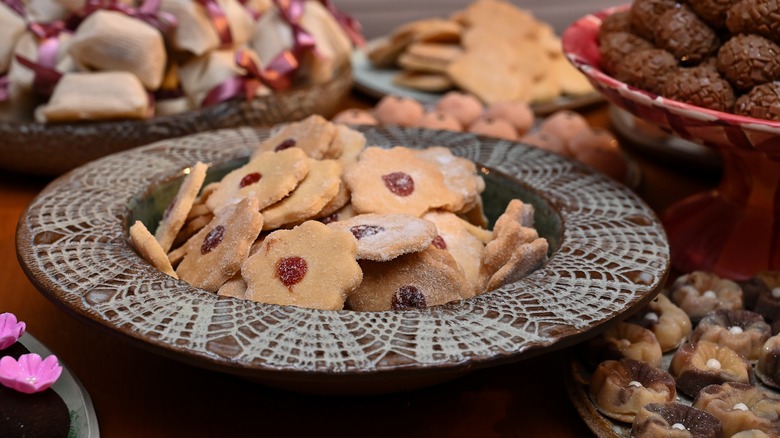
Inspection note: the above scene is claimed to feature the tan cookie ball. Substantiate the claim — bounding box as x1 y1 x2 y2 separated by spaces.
418 110 463 131
436 91 484 126
568 128 628 181
332 108 378 125
484 100 534 135
374 95 424 126
468 116 517 140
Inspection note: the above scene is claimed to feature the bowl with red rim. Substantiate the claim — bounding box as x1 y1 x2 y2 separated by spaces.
562 5 780 279
16 124 670 394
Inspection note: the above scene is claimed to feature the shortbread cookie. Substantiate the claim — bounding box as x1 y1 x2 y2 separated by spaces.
130 220 178 279
480 219 548 292
459 196 490 230
393 71 455 93
171 213 214 251
344 146 462 217
186 203 211 221
315 178 351 219
493 199 535 236
327 213 437 261
398 42 463 74
252 114 337 159
318 203 356 224
414 146 483 213
261 158 342 230
332 124 367 169
206 147 310 213
243 220 362 310
155 161 208 252
216 273 250 300
484 237 548 291
347 246 464 311
446 47 525 104
423 211 485 298
176 197 263 292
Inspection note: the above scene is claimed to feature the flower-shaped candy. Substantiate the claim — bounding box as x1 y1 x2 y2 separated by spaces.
0 312 25 350
0 353 62 394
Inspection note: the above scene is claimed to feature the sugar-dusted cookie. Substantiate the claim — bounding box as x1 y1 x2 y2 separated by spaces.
176 197 264 292
460 198 491 234
252 114 337 159
327 213 437 261
347 246 464 311
414 146 483 213
155 161 208 252
493 198 535 236
129 220 178 279
243 220 362 310
316 177 351 219
398 42 463 74
318 202 356 225
171 213 214 251
332 124 367 169
484 237 548 291
206 147 310 213
217 273 250 300
422 211 485 298
480 218 548 292
344 146 462 217
261 158 342 230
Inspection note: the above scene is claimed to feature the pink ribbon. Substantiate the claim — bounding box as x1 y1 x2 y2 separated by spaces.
1 0 24 16
196 0 233 47
17 22 70 97
14 55 63 97
74 0 177 33
201 49 297 106
318 0 364 47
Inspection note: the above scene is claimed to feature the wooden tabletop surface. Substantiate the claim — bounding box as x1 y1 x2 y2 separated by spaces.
0 94 719 437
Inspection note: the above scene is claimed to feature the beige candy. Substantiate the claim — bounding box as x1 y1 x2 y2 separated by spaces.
68 10 166 90
129 220 178 279
414 146 483 213
176 197 263 292
327 213 437 261
344 146 462 217
423 211 485 299
41 72 150 122
25 0 69 23
393 71 454 93
163 0 254 56
155 162 209 253
178 48 268 108
297 0 352 84
347 246 464 312
243 220 362 310
206 147 310 213
0 3 25 74
253 114 337 159
10 32 77 92
261 158 342 230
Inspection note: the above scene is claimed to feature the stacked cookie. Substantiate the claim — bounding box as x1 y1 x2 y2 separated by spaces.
0 0 356 122
582 270 780 437
366 0 593 105
130 115 550 311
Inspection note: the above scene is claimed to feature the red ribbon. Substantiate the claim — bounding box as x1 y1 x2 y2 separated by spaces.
196 0 233 47
75 0 177 34
0 76 10 102
2 0 24 16
15 55 63 97
201 49 297 106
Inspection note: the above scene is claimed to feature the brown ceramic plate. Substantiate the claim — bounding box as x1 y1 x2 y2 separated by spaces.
0 67 352 177
16 125 669 394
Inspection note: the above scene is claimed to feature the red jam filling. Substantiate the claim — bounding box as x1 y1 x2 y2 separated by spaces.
381 172 414 197
349 224 384 240
432 235 447 249
274 138 297 152
239 172 262 188
391 285 427 310
275 256 307 288
201 225 225 254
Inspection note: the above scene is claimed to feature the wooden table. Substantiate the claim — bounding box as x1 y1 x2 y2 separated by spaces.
0 96 719 437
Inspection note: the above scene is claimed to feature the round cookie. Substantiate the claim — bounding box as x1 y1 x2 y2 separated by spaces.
176 197 264 292
205 147 310 213
519 131 569 156
484 100 534 135
343 146 462 217
346 246 464 312
413 146 483 213
154 161 209 253
242 220 362 310
538 110 590 145
418 110 463 131
331 108 378 125
373 95 424 126
468 116 517 140
326 213 437 261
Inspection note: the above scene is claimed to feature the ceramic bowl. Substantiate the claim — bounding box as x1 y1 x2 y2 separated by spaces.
562 6 780 279
16 125 669 394
0 68 352 177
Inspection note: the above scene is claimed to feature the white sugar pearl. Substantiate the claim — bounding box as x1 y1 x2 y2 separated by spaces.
628 380 643 388
671 423 686 430
772 287 780 299
703 290 717 298
644 312 659 322
706 358 722 369
733 403 749 411
729 326 744 335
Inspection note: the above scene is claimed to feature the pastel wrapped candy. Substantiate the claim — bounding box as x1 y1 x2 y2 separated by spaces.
297 0 352 84
68 10 167 90
0 3 26 74
25 0 70 23
40 71 150 121
178 48 268 107
161 0 255 56
8 30 77 94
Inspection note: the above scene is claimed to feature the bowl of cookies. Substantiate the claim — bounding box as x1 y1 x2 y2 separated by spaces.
16 116 669 394
0 0 358 176
562 1 780 280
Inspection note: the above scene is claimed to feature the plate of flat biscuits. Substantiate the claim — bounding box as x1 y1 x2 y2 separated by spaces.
354 0 603 115
17 118 668 395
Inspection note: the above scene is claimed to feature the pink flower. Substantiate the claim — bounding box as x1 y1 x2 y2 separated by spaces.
0 353 62 394
0 313 25 350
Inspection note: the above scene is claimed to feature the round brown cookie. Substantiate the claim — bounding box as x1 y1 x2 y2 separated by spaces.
346 246 464 312
175 197 264 292
398 42 463 74
422 211 485 299
260 158 342 230
344 146 462 217
129 220 178 279
414 146 484 213
154 161 209 253
242 220 362 310
206 147 310 213
327 213 437 261
216 273 250 300
252 114 337 159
